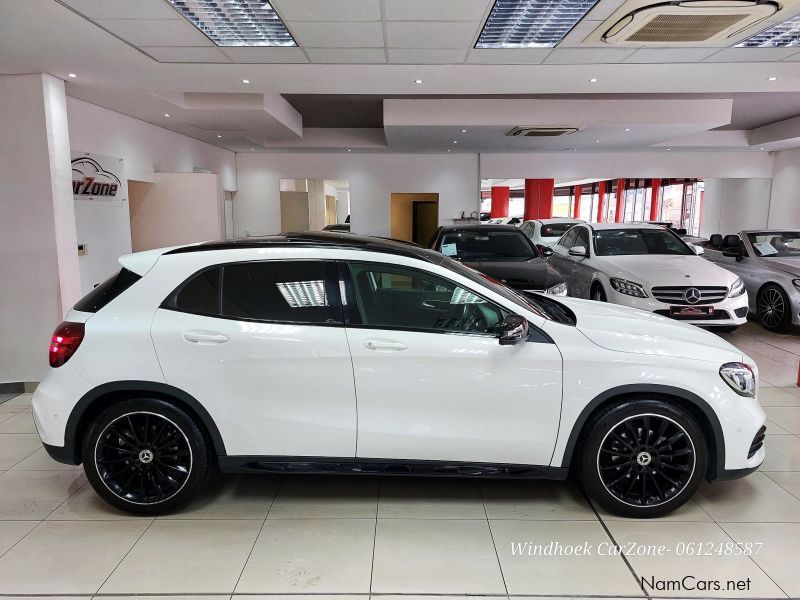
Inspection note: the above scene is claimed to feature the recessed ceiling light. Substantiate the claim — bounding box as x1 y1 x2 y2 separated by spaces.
768 76 778 81
760 147 766 150
624 128 631 132
166 0 296 47
250 148 255 151
453 140 458 144
447 149 452 152
217 135 222 138
347 148 352 152
414 79 423 84
595 139 600 143
476 0 600 48
589 78 598 83
67 73 77 78
242 79 250 84
461 129 467 133
737 14 800 47
164 113 171 117
666 148 672 151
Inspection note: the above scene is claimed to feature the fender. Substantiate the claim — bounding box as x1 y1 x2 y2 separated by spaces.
558 384 725 479
61 380 227 464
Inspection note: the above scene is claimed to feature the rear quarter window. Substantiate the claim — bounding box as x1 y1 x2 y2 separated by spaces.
74 268 142 313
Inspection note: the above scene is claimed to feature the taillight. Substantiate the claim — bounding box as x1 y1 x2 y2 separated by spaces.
49 322 84 368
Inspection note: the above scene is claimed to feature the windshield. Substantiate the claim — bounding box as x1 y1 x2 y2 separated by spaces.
439 230 538 261
594 228 694 256
415 249 573 322
540 223 576 238
746 232 800 257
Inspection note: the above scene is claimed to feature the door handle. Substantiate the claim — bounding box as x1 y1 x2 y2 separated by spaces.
363 339 407 351
183 330 229 344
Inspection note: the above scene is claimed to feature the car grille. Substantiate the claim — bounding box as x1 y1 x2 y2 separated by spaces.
651 286 728 305
748 425 766 459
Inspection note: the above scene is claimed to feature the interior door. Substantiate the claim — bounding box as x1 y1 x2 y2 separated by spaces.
340 261 563 466
151 259 357 458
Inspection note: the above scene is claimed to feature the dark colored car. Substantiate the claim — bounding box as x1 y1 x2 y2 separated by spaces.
429 224 568 296
323 223 350 232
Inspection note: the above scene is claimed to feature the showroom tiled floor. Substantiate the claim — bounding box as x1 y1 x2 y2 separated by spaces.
1 320 799 599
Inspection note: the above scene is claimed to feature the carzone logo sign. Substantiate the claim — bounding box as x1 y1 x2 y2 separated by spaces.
71 156 121 199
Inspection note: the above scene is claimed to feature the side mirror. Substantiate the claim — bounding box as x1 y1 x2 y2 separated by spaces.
694 244 705 255
499 314 528 346
569 245 588 257
538 245 554 257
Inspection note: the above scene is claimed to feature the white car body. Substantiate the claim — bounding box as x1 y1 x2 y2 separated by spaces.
33 233 764 515
549 223 749 329
486 217 521 226
519 218 585 248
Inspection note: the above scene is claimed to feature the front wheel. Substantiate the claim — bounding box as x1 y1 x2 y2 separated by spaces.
578 399 707 518
82 398 210 514
757 284 791 332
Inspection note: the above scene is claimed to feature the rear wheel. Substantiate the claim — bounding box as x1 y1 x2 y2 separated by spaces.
579 399 707 518
82 398 210 514
757 284 791 332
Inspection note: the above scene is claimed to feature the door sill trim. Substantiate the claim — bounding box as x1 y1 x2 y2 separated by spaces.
218 456 567 479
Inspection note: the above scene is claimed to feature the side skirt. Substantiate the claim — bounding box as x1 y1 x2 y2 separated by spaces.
218 456 569 480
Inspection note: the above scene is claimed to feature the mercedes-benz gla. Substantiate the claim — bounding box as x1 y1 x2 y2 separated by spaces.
34 232 765 517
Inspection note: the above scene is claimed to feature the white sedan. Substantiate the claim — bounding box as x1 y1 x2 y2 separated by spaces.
33 232 763 518
548 223 748 331
519 218 585 250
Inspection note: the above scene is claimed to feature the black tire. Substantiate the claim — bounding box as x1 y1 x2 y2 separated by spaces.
82 398 210 515
591 283 607 302
757 284 791 332
578 399 707 518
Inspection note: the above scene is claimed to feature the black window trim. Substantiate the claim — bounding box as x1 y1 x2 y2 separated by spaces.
336 259 552 343
160 259 345 327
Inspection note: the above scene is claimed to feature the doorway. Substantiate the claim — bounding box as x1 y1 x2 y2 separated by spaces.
279 179 350 232
390 193 439 245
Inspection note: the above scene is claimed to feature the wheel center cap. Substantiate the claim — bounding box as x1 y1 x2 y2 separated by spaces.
138 449 154 464
636 451 652 466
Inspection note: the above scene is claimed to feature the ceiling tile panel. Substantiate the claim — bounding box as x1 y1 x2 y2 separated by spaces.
704 47 800 62
59 0 180 20
271 0 381 22
384 0 492 21
388 48 468 63
386 22 480 49
623 47 721 63
95 18 215 46
466 48 551 63
544 47 637 64
305 48 386 63
288 21 384 47
221 47 308 63
141 46 231 63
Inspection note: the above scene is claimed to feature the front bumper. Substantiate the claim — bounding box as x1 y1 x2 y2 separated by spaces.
607 288 749 327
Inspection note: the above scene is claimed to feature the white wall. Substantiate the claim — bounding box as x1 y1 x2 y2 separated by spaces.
769 148 800 228
235 153 479 237
0 74 80 382
700 179 773 237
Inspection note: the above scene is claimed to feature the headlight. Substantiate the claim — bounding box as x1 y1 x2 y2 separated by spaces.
792 279 800 292
609 277 648 298
719 362 756 397
545 282 568 296
728 277 745 298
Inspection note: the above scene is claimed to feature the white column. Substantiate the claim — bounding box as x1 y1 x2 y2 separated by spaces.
0 74 79 383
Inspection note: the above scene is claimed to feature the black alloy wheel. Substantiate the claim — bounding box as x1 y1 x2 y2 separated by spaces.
84 398 210 514
579 399 707 518
757 284 790 332
597 414 694 508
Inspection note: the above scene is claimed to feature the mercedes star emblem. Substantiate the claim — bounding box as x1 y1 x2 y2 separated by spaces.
683 288 702 304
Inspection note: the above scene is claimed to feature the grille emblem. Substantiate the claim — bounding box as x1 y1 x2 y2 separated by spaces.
684 288 701 304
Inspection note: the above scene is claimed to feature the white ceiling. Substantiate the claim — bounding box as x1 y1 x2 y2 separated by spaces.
1 0 800 154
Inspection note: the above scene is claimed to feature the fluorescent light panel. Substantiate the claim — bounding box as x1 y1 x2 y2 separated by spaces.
476 0 600 48
736 14 800 47
167 0 296 47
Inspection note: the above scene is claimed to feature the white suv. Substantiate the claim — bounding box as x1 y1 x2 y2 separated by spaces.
34 233 765 517
549 223 749 331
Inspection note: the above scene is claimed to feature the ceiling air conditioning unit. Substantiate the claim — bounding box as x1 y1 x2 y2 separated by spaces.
507 127 580 137
588 0 780 45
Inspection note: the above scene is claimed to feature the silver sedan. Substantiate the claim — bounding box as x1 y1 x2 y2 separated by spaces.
703 230 800 331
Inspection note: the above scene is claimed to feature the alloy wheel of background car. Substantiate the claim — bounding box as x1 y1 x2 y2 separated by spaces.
83 398 210 514
757 284 790 332
579 399 707 518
